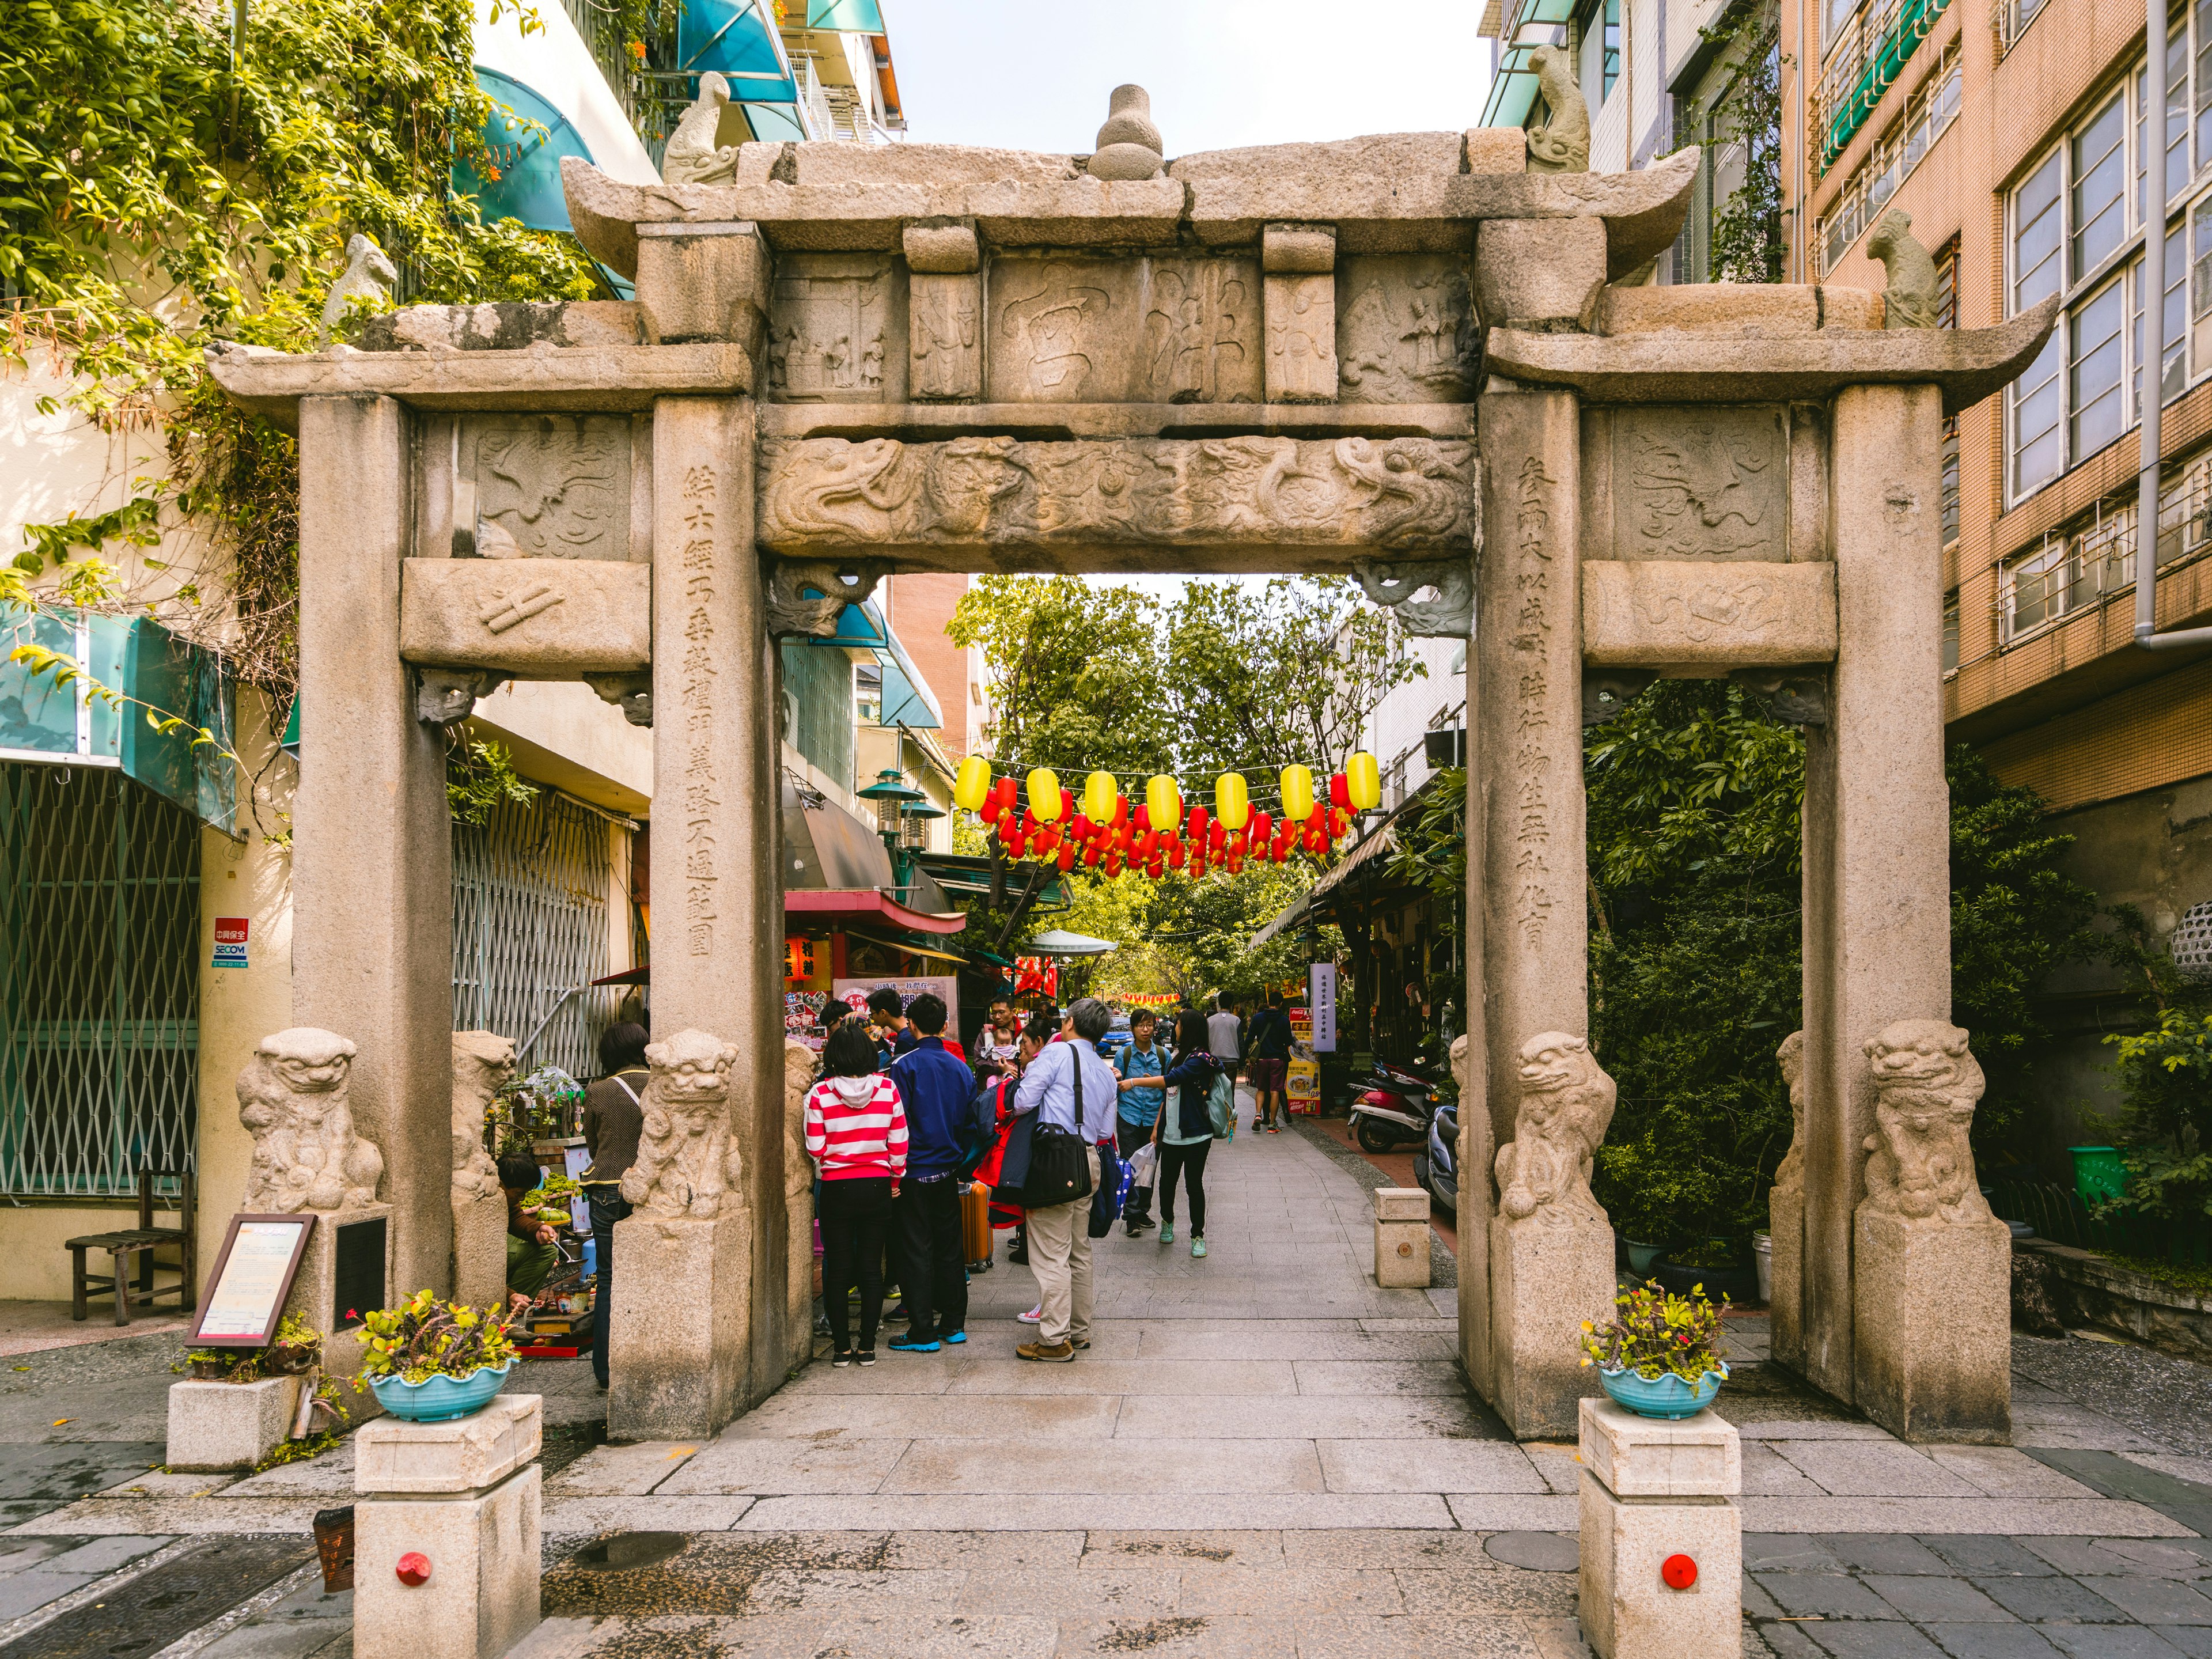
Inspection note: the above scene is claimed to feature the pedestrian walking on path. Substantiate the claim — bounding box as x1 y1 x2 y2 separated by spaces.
1113 1009 1165 1234
885 993 974 1354
1157 1009 1227 1257
804 1021 908 1367
579 1020 649 1390
1010 997 1116 1362
1246 991 1294 1132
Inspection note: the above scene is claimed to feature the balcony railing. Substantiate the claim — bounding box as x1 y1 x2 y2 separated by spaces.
1812 0 1953 175
1996 460 2212 648
1994 0 2051 59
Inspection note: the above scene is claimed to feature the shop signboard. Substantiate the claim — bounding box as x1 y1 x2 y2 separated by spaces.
1308 961 1338 1051
832 975 961 1045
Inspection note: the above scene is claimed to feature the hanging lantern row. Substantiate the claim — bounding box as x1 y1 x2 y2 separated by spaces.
952 755 1385 883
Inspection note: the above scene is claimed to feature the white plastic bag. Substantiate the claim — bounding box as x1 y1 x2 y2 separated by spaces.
1124 1141 1158 1187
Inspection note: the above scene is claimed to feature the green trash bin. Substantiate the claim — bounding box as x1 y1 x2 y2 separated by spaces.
2069 1146 2128 1206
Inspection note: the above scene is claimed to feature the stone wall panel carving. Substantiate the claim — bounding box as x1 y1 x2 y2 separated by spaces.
622 1029 745 1219
399 558 652 676
1493 1033 1615 1226
238 1028 385 1213
757 434 1476 554
1581 559 1837 667
987 256 1262 404
1336 255 1478 403
1580 405 1801 561
1265 272 1338 403
909 271 982 400
767 255 903 403
452 415 634 560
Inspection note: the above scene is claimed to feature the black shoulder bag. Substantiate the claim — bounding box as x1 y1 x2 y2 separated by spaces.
1022 1044 1094 1209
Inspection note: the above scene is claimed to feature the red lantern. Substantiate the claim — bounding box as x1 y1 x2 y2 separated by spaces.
1136 830 1158 860
1006 832 1028 857
1226 851 1244 873
1329 771 1351 810
1187 805 1210 842
1104 854 1123 878
1059 787 1075 820
1070 813 1093 840
1209 821 1228 853
1166 841 1186 869
1082 845 1101 866
1146 862 1164 880
1133 804 1151 832
1056 845 1077 872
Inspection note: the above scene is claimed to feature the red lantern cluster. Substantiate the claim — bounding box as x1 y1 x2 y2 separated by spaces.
971 768 1358 885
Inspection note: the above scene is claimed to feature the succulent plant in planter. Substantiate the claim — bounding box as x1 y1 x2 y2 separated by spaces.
1580 1279 1730 1419
357 1291 521 1422
182 1314 325 1382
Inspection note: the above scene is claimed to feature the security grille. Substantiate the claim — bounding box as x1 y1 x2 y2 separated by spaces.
452 790 617 1079
0 764 199 1195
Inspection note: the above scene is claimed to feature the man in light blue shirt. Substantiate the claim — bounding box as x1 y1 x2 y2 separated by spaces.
1010 997 1116 1361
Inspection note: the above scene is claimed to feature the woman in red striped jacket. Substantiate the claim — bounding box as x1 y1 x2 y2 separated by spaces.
805 1019 909 1366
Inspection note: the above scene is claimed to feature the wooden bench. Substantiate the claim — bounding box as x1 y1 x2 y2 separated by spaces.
67 1169 196 1325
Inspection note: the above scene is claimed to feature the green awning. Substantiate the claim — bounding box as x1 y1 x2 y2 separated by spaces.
454 67 596 234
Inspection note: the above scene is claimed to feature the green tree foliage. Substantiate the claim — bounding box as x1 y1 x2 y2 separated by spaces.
1695 2 1786 285
2102 1007 2212 1223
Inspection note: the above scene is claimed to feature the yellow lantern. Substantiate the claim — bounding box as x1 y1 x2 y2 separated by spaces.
1145 772 1182 832
1026 767 1063 823
1215 771 1250 831
1279 764 1316 824
954 755 992 812
1082 770 1119 824
1346 751 1382 810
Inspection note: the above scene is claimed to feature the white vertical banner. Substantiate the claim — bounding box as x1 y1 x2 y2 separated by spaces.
1308 961 1338 1051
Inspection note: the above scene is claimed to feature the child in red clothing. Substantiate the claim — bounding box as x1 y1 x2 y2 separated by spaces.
804 1021 907 1365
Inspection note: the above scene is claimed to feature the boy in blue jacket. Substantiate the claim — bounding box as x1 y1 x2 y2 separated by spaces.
885 993 975 1351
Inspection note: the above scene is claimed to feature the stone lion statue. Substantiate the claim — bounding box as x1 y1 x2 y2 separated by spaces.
450 1031 512 1205
1494 1032 1615 1224
1524 45 1591 176
1861 1020 1993 1225
621 1029 744 1219
783 1039 817 1199
661 71 740 187
1772 1030 1807 1199
318 233 396 344
238 1028 384 1213
1866 209 1940 329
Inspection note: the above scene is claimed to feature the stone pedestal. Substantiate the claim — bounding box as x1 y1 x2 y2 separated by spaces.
167 1376 304 1472
1767 1185 1805 1374
787 1191 816 1373
1374 1188 1431 1289
1490 1211 1613 1440
295 395 452 1305
354 1394 541 1659
1577 1397 1742 1659
608 1213 748 1440
635 222 768 347
1473 216 1607 330
1854 1209 2012 1442
452 1194 506 1311
286 1203 392 1385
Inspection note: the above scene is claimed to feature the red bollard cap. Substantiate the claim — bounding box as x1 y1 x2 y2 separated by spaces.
396 1551 432 1587
1661 1553 1698 1590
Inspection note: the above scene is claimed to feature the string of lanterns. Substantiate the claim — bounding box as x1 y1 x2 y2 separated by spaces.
952 753 1385 884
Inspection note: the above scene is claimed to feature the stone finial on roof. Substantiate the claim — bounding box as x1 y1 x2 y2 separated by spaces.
662 70 741 187
1524 44 1590 175
1090 84 1164 180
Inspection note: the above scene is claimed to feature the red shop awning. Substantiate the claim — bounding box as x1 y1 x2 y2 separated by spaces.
784 889 968 935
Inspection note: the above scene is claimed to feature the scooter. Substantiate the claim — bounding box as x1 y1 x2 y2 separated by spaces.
1348 1058 1440 1152
1413 1101 1458 1210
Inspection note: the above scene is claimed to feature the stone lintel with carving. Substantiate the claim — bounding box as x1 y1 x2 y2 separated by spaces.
1486 297 2061 416
1581 560 1838 669
205 339 756 429
562 146 1696 274
399 558 652 676
760 402 1479 442
756 434 1476 575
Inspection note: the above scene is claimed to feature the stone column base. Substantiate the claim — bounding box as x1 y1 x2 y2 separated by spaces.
1854 1208 2012 1443
1577 1397 1742 1659
452 1194 506 1311
1489 1209 1613 1438
1375 1189 1431 1289
1767 1185 1805 1374
167 1376 304 1472
609 1211 749 1439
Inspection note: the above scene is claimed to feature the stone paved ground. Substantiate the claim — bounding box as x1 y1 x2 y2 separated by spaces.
1 1090 2210 1656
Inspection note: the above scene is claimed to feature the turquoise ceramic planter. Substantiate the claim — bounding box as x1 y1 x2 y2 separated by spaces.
368 1359 516 1423
1599 1362 1728 1420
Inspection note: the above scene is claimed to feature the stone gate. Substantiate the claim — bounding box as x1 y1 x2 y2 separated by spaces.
211 101 2056 1445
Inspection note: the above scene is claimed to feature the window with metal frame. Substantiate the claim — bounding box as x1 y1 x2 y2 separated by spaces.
451 789 619 1082
1997 452 2212 648
0 764 199 1197
1813 43 1961 273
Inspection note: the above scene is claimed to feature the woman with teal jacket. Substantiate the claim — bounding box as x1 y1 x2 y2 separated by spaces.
1156 1009 1225 1258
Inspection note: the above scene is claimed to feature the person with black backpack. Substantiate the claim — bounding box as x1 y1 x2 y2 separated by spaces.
1156 1009 1227 1259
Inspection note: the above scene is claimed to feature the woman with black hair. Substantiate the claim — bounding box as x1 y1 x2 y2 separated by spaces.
1156 1009 1225 1258
582 1020 650 1391
804 1018 910 1366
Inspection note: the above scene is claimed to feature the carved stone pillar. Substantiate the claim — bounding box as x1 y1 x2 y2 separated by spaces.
645 397 787 1425
906 221 982 402
1767 1032 1808 1376
1262 224 1337 403
1474 383 1609 1439
294 395 452 1302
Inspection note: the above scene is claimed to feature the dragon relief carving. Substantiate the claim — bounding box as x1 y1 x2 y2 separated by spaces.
757 435 1476 551
1628 424 1781 559
238 1028 385 1214
1494 1033 1616 1225
450 1031 513 1206
1861 1020 1996 1226
621 1029 745 1219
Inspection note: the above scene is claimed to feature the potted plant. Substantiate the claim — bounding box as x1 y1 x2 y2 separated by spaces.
357 1291 520 1422
1580 1279 1729 1419
183 1313 324 1382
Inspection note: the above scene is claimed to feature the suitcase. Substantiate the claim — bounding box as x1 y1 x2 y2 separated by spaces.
961 1179 993 1271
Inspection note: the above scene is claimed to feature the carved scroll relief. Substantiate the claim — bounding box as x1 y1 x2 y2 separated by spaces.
1582 405 1804 562
1581 560 1838 668
448 415 635 560
767 255 901 403
399 558 652 676
1336 255 1478 403
988 255 1263 404
757 435 1476 554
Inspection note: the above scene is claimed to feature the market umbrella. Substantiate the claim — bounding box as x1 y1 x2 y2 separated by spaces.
1024 929 1118 958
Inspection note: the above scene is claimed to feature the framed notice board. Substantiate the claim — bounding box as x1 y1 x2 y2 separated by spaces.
190 1214 315 1347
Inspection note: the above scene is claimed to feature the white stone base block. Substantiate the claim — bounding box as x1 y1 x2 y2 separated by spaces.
1578 1474 1741 1659
1376 1219 1431 1288
608 1211 748 1440
355 1394 541 1494
355 1463 541 1659
452 1194 507 1311
1854 1208 2012 1443
166 1376 304 1472
1490 1210 1613 1438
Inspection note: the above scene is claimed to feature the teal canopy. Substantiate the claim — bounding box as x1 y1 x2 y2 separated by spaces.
808 0 884 28
802 598 942 730
454 67 596 234
1478 0 1576 131
679 0 797 99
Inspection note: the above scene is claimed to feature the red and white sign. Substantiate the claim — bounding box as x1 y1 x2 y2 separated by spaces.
213 918 249 970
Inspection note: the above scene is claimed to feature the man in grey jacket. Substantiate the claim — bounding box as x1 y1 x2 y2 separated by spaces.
1010 997 1119 1362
